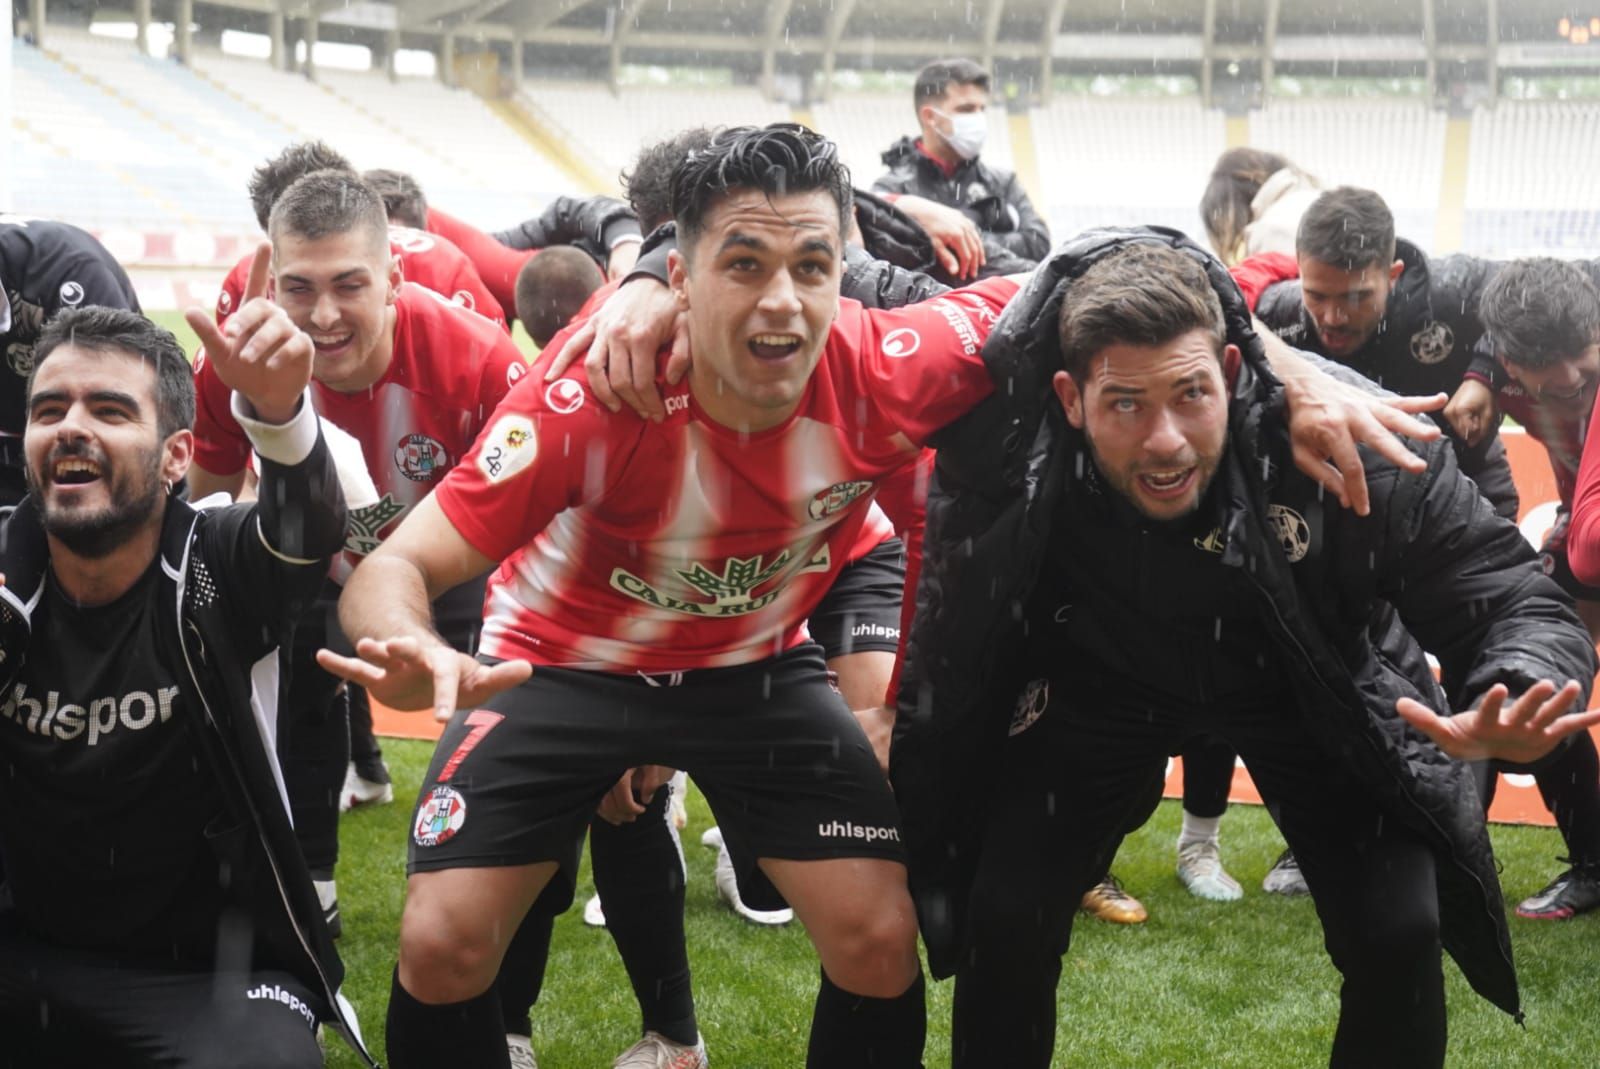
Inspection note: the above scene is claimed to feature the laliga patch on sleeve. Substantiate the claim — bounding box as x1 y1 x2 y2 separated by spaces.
414 785 468 846
477 414 538 484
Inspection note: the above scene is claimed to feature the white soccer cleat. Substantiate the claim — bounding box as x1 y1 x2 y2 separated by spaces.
713 843 793 926
506 1032 539 1069
1176 839 1243 902
613 1031 707 1069
339 762 394 812
583 892 607 928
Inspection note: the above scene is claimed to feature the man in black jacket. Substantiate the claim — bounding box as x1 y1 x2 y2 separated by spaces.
0 214 141 506
0 279 364 1064
874 58 1051 268
893 231 1600 1069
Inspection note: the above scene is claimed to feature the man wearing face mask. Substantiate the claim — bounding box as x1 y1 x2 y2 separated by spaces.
874 58 1051 267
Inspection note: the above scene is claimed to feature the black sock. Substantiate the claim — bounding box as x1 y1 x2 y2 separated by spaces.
806 969 926 1069
592 797 698 1046
1538 732 1600 867
386 967 510 1069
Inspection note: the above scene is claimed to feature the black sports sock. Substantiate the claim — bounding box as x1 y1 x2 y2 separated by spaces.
495 909 555 1036
1538 732 1600 866
805 969 926 1069
386 968 510 1069
592 793 698 1046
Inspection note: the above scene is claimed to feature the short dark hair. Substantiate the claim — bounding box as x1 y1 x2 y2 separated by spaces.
1058 244 1226 382
515 247 605 347
248 141 354 231
269 170 389 252
913 58 991 109
1199 146 1294 263
623 127 717 232
671 124 852 251
1296 187 1395 272
33 307 196 440
363 168 429 230
1480 258 1600 371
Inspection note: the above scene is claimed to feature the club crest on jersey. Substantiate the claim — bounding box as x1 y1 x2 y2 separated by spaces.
1267 503 1312 563
394 433 450 482
807 481 873 520
413 785 467 847
611 546 831 617
345 494 407 556
544 379 585 415
1410 320 1454 365
478 415 538 484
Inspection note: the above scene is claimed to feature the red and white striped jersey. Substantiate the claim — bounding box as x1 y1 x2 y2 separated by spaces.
214 226 508 332
436 277 1018 672
194 282 530 581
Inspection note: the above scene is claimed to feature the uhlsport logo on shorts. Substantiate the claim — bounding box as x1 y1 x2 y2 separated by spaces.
816 819 900 843
414 785 468 847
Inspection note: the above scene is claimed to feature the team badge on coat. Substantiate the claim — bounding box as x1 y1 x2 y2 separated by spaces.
1010 679 1050 736
414 785 468 846
1267 503 1312 563
1410 320 1454 365
394 433 450 482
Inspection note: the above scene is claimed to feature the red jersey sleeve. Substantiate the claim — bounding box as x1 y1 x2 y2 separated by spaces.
852 276 1019 446
1230 252 1299 313
427 208 533 317
1566 389 1600 586
190 347 251 474
433 370 640 565
214 255 250 326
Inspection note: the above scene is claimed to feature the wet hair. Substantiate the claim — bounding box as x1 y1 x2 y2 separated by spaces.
363 168 429 230
515 247 605 347
1480 258 1600 371
913 58 991 110
268 170 390 254
1058 244 1226 382
33 306 196 440
248 141 355 231
1296 187 1395 272
670 124 852 252
1199 146 1293 264
622 127 717 232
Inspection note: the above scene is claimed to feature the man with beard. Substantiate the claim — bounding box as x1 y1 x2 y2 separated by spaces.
0 214 141 506
0 282 364 1064
894 234 1600 1068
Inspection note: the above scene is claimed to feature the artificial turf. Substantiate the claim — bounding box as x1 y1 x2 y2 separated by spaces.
324 737 1600 1068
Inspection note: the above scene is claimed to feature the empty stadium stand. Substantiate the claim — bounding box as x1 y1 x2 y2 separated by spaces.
1463 102 1600 258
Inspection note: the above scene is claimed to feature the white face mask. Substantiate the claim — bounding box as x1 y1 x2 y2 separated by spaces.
933 108 988 161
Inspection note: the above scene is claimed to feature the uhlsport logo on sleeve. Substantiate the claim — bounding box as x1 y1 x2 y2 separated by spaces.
478 415 538 483
544 378 585 415
414 785 468 846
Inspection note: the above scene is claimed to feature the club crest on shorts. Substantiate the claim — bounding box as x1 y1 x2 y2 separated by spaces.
414 785 467 847
394 433 450 482
1267 503 1312 563
807 480 873 520
1410 320 1454 365
1010 678 1049 736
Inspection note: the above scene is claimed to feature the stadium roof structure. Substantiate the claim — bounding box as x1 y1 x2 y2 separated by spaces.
34 0 1600 102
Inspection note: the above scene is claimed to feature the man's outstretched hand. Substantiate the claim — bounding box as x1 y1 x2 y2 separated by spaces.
184 242 311 425
1396 680 1600 764
316 636 531 724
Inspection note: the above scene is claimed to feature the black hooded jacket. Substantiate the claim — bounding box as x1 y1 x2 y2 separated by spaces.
1253 239 1517 514
0 411 373 1064
891 227 1597 1020
873 137 1051 264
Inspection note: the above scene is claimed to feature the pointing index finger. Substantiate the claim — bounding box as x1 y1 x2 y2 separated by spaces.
242 241 272 306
